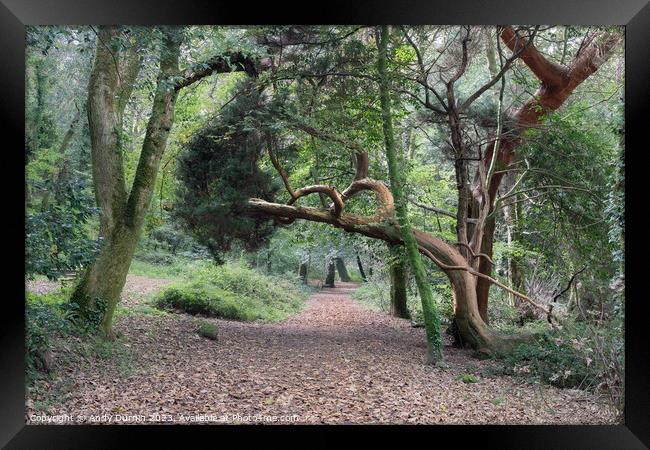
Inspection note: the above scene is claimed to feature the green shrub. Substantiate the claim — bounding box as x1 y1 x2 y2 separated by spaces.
25 177 100 280
497 329 592 389
198 321 219 340
25 290 75 378
153 262 307 322
457 373 479 383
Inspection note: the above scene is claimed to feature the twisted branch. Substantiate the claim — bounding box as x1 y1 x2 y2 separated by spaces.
273 184 344 225
417 245 553 319
341 178 395 222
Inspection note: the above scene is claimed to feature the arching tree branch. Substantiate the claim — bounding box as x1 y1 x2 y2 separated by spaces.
174 52 263 90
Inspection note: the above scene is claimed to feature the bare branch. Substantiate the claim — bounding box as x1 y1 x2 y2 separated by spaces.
454 242 494 266
458 26 539 113
267 136 297 200
406 197 457 220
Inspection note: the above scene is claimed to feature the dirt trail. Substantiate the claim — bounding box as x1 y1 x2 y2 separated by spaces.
27 279 616 424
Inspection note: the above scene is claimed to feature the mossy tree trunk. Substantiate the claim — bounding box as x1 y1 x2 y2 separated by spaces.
71 26 260 339
356 253 367 282
71 27 180 339
388 244 410 319
334 256 351 282
378 25 443 364
299 257 309 284
324 258 336 288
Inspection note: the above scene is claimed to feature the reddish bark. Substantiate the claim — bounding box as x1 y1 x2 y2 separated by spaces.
471 27 622 320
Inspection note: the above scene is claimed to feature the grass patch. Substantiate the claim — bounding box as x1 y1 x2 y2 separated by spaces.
129 257 191 279
490 397 506 406
154 262 309 322
457 373 479 383
115 302 168 318
197 321 219 340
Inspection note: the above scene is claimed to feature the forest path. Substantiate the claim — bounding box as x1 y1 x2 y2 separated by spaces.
27 277 615 424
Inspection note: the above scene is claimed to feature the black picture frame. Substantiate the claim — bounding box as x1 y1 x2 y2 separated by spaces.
3 0 648 447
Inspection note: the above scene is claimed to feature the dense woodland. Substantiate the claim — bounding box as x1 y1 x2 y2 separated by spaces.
25 25 625 423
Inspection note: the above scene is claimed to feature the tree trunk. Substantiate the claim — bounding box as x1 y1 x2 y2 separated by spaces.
356 253 367 282
71 223 139 337
266 249 272 274
324 258 336 288
71 27 179 338
334 256 351 282
471 27 621 320
378 25 443 364
388 244 409 319
299 260 308 284
41 109 81 211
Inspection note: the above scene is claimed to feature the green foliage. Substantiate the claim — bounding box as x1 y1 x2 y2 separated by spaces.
65 295 108 333
351 275 453 325
25 291 74 378
197 321 219 340
26 178 100 280
154 262 308 322
496 319 623 405
498 333 590 388
25 287 108 378
142 224 210 259
133 250 176 265
516 105 621 281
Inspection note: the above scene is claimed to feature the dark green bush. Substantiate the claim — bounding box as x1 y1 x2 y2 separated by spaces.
173 80 280 264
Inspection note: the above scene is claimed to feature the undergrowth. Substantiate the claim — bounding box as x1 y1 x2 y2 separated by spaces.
350 279 453 325
154 262 310 322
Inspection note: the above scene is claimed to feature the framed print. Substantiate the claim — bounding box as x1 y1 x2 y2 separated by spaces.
3 0 649 447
